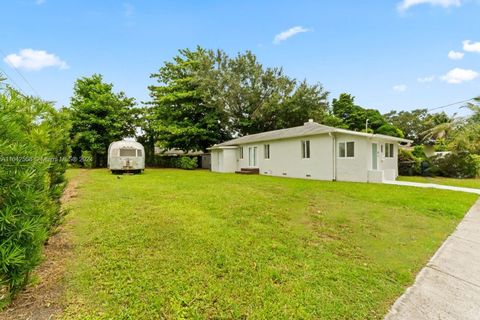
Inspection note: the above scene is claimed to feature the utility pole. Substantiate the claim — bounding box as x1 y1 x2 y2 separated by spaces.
365 118 369 132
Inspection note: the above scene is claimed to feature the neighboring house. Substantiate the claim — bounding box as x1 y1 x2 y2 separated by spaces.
209 120 412 183
155 148 211 169
401 144 451 158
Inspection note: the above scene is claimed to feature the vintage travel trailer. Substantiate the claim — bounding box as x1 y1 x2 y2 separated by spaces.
107 141 145 174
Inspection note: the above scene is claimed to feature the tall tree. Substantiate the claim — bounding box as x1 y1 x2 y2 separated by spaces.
421 112 458 142
147 47 332 150
206 51 334 135
332 93 403 137
135 106 160 165
211 51 330 135
449 97 480 153
276 80 330 129
148 47 230 152
69 74 136 167
384 109 432 144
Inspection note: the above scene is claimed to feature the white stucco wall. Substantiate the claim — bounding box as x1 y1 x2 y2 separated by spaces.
363 138 399 182
335 133 369 182
211 149 220 172
236 135 334 180
211 133 403 183
222 148 238 172
377 140 399 180
210 147 238 173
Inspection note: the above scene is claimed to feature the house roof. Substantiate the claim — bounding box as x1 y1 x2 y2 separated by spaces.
156 148 208 156
209 121 412 149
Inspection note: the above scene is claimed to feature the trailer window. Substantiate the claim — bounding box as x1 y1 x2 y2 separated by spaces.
137 149 143 157
120 149 136 157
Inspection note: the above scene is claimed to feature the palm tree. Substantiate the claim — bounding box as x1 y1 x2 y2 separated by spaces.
422 112 459 142
465 97 480 124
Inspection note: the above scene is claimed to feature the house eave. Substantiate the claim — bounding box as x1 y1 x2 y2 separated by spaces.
207 145 239 150
332 129 413 144
213 131 412 148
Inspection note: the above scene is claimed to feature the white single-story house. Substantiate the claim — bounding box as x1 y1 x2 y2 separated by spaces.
208 120 412 183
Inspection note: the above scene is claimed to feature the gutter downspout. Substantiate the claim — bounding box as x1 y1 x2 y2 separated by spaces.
329 132 336 181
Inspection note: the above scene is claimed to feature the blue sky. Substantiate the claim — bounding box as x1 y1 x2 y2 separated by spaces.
2 0 479 115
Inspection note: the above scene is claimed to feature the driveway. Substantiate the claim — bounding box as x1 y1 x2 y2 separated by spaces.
385 198 480 319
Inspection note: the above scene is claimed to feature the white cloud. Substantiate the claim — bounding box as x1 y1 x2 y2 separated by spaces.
36 0 45 4
273 26 310 44
397 0 461 12
463 40 480 53
393 84 408 92
418 75 435 83
3 49 68 71
448 50 464 60
441 68 478 84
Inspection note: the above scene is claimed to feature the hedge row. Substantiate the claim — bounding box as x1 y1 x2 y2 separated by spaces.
149 155 198 170
0 84 70 307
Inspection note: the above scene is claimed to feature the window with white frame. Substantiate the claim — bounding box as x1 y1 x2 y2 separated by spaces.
338 141 355 158
239 147 244 159
301 140 310 159
264 144 270 159
385 143 394 158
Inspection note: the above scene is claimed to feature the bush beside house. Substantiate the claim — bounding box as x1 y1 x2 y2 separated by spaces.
430 152 480 178
399 146 480 178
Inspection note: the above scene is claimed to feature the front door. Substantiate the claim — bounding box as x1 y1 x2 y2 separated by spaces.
372 143 378 170
248 147 257 167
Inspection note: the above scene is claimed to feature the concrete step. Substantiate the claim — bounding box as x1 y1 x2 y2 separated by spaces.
235 168 259 174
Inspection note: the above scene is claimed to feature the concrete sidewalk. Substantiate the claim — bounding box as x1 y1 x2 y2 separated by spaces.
383 180 480 195
385 199 480 320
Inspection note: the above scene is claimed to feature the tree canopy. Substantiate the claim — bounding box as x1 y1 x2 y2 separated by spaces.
147 48 231 152
331 93 404 137
69 74 136 167
147 47 331 152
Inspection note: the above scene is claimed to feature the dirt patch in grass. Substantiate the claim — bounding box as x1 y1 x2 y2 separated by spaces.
0 169 88 320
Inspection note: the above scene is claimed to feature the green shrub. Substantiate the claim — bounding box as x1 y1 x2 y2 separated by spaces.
172 156 198 170
431 152 480 178
412 145 427 159
398 147 439 176
151 155 174 167
398 148 422 176
398 148 415 163
0 84 70 308
151 155 198 170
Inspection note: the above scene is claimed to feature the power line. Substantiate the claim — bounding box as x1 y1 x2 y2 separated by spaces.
427 97 475 112
0 65 28 96
0 48 40 97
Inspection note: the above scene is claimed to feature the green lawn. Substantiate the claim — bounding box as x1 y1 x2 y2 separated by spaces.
61 169 478 319
398 175 480 189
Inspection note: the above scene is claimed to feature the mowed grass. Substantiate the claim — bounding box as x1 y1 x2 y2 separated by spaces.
62 169 478 319
398 175 480 189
